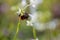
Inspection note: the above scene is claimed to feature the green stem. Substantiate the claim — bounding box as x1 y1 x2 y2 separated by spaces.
13 18 20 40
33 28 36 40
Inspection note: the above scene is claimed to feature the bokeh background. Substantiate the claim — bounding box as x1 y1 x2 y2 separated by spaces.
0 0 60 40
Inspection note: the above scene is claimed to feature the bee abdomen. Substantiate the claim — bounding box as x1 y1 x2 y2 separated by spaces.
20 12 29 20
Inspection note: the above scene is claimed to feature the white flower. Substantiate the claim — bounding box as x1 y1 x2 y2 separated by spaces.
30 0 43 9
30 0 43 5
47 19 58 30
29 13 37 23
33 22 46 31
21 0 26 7
32 4 36 8
36 38 39 40
26 21 33 26
31 38 39 40
17 8 21 15
26 13 37 26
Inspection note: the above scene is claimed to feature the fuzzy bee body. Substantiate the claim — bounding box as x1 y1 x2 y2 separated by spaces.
18 12 29 20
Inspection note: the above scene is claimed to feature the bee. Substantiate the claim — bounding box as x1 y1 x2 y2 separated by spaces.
18 12 29 20
17 7 30 20
17 3 31 20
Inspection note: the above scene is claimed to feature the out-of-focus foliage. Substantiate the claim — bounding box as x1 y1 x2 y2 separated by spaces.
0 0 60 40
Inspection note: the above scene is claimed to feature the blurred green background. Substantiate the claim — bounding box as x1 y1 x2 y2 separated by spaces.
0 0 60 40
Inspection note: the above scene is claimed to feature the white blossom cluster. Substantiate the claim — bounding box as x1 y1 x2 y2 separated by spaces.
30 0 43 6
26 0 57 31
27 12 58 31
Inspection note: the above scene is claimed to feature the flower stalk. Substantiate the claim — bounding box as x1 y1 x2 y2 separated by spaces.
13 17 20 40
33 28 37 40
